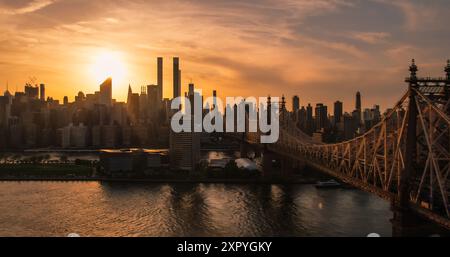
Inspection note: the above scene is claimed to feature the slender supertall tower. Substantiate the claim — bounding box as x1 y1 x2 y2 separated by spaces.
355 91 362 123
178 69 182 96
292 95 300 112
157 57 163 101
212 90 217 110
173 57 180 99
127 84 132 104
39 83 45 101
355 91 361 111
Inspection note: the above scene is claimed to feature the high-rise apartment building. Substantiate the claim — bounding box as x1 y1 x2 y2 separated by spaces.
355 91 362 123
39 84 45 101
334 101 343 124
170 83 200 172
157 57 163 102
292 95 300 112
173 57 180 99
100 78 112 107
315 103 328 131
356 91 361 111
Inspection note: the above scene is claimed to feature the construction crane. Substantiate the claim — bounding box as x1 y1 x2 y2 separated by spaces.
28 76 37 86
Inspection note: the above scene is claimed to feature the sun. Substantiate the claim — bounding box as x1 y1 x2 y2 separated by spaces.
89 50 127 85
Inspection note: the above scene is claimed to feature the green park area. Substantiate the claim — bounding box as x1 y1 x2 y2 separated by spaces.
0 164 94 178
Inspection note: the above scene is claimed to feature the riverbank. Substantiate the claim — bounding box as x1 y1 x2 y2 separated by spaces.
0 161 322 184
0 176 317 184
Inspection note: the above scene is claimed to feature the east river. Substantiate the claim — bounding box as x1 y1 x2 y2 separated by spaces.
0 181 392 237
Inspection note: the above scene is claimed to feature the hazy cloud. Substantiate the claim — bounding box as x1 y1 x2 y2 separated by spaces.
0 0 449 110
352 32 390 44
0 0 56 14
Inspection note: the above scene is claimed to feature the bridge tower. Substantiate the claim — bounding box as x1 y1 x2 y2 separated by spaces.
391 59 420 236
391 60 450 236
401 59 418 206
445 60 450 98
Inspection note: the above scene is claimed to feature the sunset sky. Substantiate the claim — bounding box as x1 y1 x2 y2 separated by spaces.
1 0 450 111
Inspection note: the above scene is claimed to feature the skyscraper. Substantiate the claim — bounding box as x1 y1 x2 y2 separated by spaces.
334 101 343 124
306 103 313 134
39 84 45 101
170 82 200 172
188 83 194 96
157 57 163 102
173 57 180 99
178 69 181 96
212 90 217 110
292 95 300 112
127 84 132 105
306 104 313 122
355 91 362 124
25 84 39 99
356 91 361 110
315 103 328 131
188 83 195 115
99 78 112 107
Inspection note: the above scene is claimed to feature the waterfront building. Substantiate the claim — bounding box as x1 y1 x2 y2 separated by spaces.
99 149 169 176
169 130 201 171
170 82 201 171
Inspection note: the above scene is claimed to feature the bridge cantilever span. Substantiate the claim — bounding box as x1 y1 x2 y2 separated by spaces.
263 82 450 230
239 62 450 231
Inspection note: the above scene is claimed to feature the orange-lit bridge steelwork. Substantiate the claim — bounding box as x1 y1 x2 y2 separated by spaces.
244 60 450 232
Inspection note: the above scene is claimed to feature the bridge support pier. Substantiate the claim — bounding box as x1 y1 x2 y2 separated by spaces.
240 142 262 159
262 149 278 177
262 149 301 178
280 156 296 177
240 142 249 159
391 200 448 236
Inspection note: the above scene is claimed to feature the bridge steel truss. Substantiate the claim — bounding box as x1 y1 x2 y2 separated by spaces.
267 85 450 230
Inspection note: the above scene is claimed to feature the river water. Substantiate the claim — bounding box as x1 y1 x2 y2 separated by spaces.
0 181 392 237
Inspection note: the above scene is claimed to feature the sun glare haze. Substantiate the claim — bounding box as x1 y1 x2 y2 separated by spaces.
89 50 127 87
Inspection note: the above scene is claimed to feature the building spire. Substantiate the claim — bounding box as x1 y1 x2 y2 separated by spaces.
127 84 132 104
409 59 418 80
4 80 11 97
445 59 450 80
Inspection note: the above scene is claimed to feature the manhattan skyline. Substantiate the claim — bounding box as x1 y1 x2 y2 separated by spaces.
1 0 450 111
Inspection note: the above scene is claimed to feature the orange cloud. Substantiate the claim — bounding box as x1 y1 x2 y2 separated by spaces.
0 0 449 112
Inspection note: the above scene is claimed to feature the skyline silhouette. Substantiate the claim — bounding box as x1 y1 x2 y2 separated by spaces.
1 0 450 111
